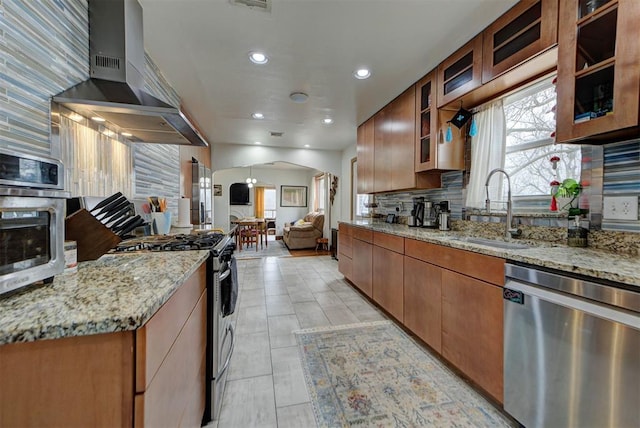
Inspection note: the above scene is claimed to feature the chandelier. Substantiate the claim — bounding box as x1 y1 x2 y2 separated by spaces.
245 165 257 188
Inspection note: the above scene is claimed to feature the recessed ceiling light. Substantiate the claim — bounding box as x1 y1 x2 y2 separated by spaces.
91 116 105 122
252 112 264 119
102 130 115 137
322 118 333 124
354 68 371 79
122 132 133 137
249 52 268 64
304 144 310 148
254 141 261 145
289 92 309 103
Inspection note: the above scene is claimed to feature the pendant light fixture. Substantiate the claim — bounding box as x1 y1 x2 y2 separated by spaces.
245 165 257 188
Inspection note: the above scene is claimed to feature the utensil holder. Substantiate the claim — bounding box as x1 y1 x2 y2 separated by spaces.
151 212 172 235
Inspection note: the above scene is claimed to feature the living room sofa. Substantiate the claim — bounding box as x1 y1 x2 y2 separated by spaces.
282 212 324 250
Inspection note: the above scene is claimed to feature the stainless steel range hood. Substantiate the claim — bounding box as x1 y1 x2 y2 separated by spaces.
53 0 208 147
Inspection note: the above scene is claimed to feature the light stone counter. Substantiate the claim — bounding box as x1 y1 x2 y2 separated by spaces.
0 250 210 345
342 220 640 287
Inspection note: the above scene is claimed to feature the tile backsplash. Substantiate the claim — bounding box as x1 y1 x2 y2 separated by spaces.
375 138 640 235
1 0 186 214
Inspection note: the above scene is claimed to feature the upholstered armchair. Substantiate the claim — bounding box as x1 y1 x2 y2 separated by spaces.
282 212 324 250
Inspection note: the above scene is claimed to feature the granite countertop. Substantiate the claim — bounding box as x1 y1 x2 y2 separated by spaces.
0 250 210 345
342 220 640 287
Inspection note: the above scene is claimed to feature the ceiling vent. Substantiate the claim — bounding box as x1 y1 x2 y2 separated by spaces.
230 0 271 13
270 131 284 137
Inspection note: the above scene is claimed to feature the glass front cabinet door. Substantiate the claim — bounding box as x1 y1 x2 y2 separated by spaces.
556 0 640 143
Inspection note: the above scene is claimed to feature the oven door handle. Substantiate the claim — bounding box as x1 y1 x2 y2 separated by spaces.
218 267 231 282
215 324 235 380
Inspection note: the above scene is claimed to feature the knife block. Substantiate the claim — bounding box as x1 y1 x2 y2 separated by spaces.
65 209 122 262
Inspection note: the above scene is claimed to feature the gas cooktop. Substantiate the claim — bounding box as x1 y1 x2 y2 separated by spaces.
114 233 227 252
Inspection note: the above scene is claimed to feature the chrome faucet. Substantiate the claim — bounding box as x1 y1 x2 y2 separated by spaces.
484 168 522 239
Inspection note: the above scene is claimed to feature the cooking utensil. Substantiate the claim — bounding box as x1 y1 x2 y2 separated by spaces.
118 216 145 237
107 208 132 231
111 214 139 234
93 196 127 219
103 203 133 227
96 198 129 222
89 192 122 213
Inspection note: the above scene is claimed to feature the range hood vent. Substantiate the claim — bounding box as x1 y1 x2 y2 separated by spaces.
52 0 208 147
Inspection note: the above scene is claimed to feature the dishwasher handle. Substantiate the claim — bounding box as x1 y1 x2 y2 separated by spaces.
505 279 640 330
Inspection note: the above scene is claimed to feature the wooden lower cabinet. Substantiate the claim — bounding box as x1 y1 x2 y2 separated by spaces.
352 238 373 297
372 245 404 321
0 263 208 427
338 224 353 280
403 256 442 353
441 269 504 403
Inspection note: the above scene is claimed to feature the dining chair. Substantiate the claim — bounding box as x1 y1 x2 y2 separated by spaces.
240 223 259 251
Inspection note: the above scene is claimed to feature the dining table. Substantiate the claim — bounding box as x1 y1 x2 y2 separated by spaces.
231 218 266 251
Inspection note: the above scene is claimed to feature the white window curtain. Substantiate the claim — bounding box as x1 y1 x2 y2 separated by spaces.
465 99 506 209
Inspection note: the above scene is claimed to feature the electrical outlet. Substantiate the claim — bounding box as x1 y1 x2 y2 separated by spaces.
603 196 639 220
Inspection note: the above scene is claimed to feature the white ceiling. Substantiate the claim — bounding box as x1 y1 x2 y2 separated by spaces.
139 0 518 152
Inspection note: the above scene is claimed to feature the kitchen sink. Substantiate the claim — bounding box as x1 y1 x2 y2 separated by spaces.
456 237 531 250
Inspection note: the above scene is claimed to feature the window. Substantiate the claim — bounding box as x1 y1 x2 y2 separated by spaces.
263 187 276 218
467 77 582 210
314 175 326 212
503 78 581 199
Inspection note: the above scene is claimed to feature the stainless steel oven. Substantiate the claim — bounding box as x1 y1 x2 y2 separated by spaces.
0 149 68 295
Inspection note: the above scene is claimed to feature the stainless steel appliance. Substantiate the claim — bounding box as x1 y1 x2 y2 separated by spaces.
410 197 424 227
114 232 237 423
52 0 208 147
0 149 69 295
504 263 640 428
423 200 438 228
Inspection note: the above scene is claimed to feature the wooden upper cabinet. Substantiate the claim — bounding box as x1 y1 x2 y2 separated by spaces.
391 86 417 190
415 71 439 172
482 0 558 83
373 106 391 192
373 86 417 192
415 70 465 173
356 118 375 194
556 0 640 143
437 34 483 107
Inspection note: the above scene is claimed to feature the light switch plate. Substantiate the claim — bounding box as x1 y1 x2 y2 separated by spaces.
602 196 638 220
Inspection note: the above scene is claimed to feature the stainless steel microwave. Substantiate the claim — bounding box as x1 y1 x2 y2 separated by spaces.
0 149 69 296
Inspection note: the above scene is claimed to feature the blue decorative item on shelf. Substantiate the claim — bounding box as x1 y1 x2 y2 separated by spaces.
445 123 453 142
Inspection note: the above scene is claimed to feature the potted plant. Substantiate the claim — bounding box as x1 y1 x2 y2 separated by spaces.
554 178 582 215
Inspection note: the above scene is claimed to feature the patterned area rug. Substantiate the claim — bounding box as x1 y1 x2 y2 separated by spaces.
234 238 291 259
295 321 514 428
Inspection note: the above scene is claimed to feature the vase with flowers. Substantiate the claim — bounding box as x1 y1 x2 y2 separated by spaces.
554 178 582 215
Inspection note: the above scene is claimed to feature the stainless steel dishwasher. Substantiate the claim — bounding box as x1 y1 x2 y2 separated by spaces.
503 263 640 428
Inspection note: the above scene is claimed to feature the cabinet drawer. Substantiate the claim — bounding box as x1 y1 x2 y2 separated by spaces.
135 263 207 392
373 231 404 254
135 291 207 427
405 239 504 285
352 227 373 243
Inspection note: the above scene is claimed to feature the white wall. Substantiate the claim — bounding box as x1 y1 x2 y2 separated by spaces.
340 144 357 223
212 166 319 234
211 143 343 176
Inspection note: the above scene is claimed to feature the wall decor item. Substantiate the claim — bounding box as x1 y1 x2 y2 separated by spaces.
281 185 307 207
330 175 339 205
213 184 222 196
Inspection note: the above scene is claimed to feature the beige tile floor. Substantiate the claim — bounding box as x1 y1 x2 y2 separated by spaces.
207 254 500 427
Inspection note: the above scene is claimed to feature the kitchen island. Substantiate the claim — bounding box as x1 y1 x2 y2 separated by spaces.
0 250 210 427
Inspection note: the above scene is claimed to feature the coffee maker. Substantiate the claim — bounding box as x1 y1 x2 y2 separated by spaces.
423 201 438 228
410 197 425 227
